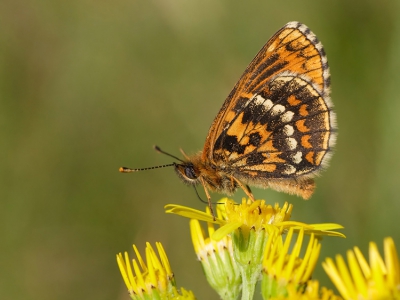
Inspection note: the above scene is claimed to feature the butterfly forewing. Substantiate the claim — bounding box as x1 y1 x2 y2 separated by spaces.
202 22 335 185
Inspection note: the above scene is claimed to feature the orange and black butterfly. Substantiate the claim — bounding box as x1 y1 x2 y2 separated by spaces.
121 22 336 214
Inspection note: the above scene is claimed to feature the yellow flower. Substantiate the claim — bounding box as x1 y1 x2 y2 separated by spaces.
262 227 321 298
322 237 400 300
116 242 195 300
261 227 342 299
190 218 241 300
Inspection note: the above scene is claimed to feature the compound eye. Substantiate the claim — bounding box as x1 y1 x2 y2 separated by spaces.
184 166 197 179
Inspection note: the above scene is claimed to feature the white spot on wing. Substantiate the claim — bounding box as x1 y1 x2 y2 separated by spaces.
283 125 294 136
292 151 302 164
264 99 273 110
271 104 285 116
286 137 297 150
254 95 265 105
281 111 294 122
253 95 274 111
284 164 296 175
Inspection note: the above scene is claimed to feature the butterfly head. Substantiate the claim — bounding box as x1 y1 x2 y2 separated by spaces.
152 145 202 185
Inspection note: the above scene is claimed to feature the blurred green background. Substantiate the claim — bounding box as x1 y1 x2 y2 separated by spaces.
1 0 400 299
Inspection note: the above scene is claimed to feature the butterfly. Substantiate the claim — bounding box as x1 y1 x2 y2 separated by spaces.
121 22 336 216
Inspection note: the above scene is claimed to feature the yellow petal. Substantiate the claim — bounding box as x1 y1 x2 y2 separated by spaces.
212 222 243 241
165 204 222 223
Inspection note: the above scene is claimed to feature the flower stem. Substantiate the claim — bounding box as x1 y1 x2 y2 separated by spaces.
239 263 262 300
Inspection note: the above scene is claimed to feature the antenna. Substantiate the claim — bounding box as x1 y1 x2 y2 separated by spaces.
119 145 185 173
154 145 185 163
119 164 175 173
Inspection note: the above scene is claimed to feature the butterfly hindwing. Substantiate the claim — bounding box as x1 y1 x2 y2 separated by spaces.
214 73 333 179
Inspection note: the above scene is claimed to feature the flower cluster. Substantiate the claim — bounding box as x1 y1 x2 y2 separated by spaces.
323 237 400 299
116 198 400 300
166 198 343 300
116 242 195 300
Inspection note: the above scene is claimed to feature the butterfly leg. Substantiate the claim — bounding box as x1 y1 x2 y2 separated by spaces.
233 177 255 202
199 177 216 220
246 185 253 196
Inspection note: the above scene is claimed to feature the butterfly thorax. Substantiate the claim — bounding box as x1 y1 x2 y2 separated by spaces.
174 152 238 195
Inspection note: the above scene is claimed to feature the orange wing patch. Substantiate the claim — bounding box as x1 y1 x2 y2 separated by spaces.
296 120 310 132
288 95 302 106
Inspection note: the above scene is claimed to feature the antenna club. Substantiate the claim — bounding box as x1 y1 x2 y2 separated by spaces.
119 167 134 173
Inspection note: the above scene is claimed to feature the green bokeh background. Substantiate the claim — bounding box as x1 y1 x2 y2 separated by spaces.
1 1 400 299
